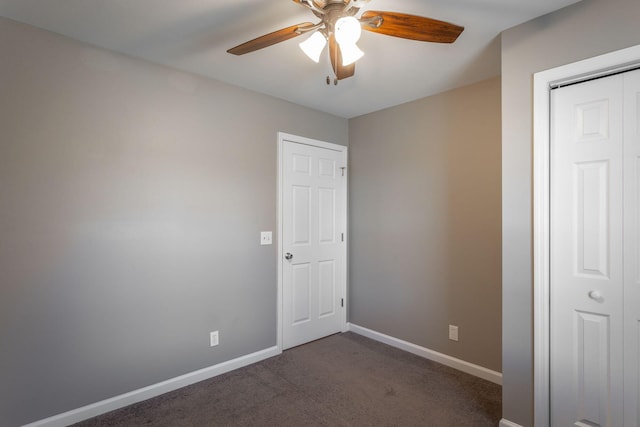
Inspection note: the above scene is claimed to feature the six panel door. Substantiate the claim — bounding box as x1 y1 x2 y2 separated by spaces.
282 140 346 350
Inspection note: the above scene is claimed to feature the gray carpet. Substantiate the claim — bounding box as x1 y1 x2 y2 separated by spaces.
73 332 501 426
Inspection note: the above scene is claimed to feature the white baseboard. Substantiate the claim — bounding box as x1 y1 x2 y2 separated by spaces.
23 346 281 427
347 323 502 385
25 327 503 426
499 418 524 427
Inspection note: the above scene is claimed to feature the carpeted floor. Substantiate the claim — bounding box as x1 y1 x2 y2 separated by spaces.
73 332 501 426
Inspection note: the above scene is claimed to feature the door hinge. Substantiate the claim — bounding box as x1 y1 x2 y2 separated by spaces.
341 233 344 242
340 166 346 177
341 298 344 308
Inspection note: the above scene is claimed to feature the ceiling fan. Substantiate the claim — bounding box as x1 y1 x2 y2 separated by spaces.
227 0 464 84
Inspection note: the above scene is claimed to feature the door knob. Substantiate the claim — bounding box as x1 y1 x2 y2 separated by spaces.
588 290 602 300
284 252 293 260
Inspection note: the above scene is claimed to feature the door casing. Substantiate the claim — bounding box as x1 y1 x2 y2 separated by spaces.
532 44 640 427
276 132 348 352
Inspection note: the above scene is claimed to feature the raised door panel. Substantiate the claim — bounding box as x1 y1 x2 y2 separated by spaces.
293 153 312 176
318 188 336 244
292 186 311 246
318 158 336 179
318 260 336 318
574 161 610 278
292 264 311 324
576 99 610 143
574 312 611 427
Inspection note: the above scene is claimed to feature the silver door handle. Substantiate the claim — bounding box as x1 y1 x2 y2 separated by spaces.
284 252 293 261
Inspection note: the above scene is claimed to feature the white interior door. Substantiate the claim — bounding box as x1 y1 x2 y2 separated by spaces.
550 74 625 427
280 136 347 350
623 69 640 426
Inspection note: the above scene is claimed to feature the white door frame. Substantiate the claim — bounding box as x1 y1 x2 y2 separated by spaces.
532 44 640 427
276 132 348 352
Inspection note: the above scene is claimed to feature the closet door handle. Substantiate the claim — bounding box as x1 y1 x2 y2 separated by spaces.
588 290 602 300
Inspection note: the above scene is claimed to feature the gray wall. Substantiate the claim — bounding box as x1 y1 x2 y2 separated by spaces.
501 0 640 425
0 17 347 426
348 77 502 372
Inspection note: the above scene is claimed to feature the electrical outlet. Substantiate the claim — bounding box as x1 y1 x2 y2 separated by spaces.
210 331 219 347
449 325 459 342
260 231 272 245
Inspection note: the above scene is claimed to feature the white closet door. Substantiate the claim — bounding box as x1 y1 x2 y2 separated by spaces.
624 69 640 427
551 74 625 427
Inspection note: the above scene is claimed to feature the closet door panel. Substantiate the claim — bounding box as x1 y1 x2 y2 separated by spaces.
623 68 640 427
550 74 625 427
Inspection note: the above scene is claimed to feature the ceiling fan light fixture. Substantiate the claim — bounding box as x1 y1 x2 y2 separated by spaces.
339 42 364 66
334 16 364 66
335 16 362 45
299 31 327 63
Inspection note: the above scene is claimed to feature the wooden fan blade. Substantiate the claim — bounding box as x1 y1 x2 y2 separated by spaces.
299 0 330 7
361 11 464 43
329 35 355 80
227 22 314 55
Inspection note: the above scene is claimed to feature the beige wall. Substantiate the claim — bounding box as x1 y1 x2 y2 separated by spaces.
0 17 347 426
348 77 502 372
501 0 640 425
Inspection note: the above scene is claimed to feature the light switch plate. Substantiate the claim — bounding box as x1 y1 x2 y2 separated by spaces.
449 325 459 342
210 331 219 347
260 231 272 245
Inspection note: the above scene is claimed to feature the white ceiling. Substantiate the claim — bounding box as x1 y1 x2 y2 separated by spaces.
0 0 581 118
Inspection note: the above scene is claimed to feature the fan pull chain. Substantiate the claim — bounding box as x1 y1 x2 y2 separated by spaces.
326 41 339 86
